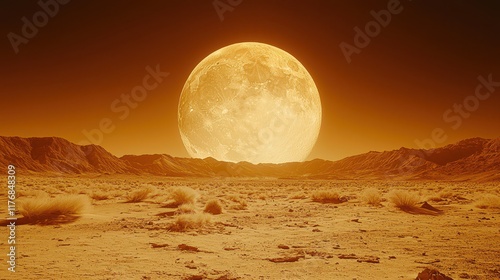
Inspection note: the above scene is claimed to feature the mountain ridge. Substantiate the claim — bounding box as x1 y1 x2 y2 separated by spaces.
0 136 498 181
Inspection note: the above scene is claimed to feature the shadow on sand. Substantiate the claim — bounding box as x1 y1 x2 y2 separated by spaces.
1 215 82 226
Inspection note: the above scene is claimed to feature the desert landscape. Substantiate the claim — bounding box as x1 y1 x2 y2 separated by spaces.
3 1 499 279
1 137 499 279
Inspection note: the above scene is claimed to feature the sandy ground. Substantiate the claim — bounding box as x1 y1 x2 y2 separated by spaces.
1 175 499 280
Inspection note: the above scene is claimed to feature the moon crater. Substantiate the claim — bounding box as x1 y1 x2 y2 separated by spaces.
178 42 322 164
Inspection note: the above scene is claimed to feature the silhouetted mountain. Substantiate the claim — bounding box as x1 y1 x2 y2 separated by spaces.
0 136 135 174
0 136 498 181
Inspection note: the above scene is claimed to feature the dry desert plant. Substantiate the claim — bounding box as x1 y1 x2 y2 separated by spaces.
311 190 343 204
475 194 500 209
361 187 382 206
388 190 420 210
126 185 154 202
227 195 248 210
427 188 455 202
170 186 199 206
19 195 90 220
289 191 307 199
90 191 110 201
169 213 211 231
204 199 223 215
176 203 196 214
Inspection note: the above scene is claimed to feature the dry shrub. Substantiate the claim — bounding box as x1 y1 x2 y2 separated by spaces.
475 194 500 209
176 203 196 214
169 213 211 231
126 185 154 202
388 190 420 210
311 190 342 203
19 195 90 219
170 186 199 206
204 199 223 215
361 187 382 206
289 192 307 199
427 188 455 202
227 195 248 210
90 191 110 201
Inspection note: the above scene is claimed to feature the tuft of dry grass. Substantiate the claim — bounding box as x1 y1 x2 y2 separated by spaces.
311 190 343 204
289 191 307 200
126 186 154 203
169 213 211 232
19 195 90 220
475 194 500 209
227 195 248 210
176 203 196 214
170 186 199 206
388 190 420 210
427 188 455 202
90 191 110 201
361 187 382 206
204 199 223 215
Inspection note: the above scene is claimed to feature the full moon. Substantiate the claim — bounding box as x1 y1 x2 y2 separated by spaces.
178 42 322 164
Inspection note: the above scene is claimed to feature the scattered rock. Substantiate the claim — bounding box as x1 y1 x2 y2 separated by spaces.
185 261 197 269
312 229 322 232
184 275 204 280
338 253 358 260
351 219 361 223
357 256 380 263
415 268 453 280
278 244 290 250
458 273 471 279
421 202 444 213
150 243 169 249
305 250 333 258
267 255 304 263
388 256 396 260
415 259 441 264
178 244 199 252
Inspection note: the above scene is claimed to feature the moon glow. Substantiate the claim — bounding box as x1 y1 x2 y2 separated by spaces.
178 42 322 164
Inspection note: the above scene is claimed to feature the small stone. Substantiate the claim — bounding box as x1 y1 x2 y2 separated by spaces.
459 273 471 279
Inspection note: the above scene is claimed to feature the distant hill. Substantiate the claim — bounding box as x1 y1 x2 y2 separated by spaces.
0 137 134 174
0 136 498 181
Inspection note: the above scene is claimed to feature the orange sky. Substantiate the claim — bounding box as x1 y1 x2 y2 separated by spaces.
1 1 499 161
